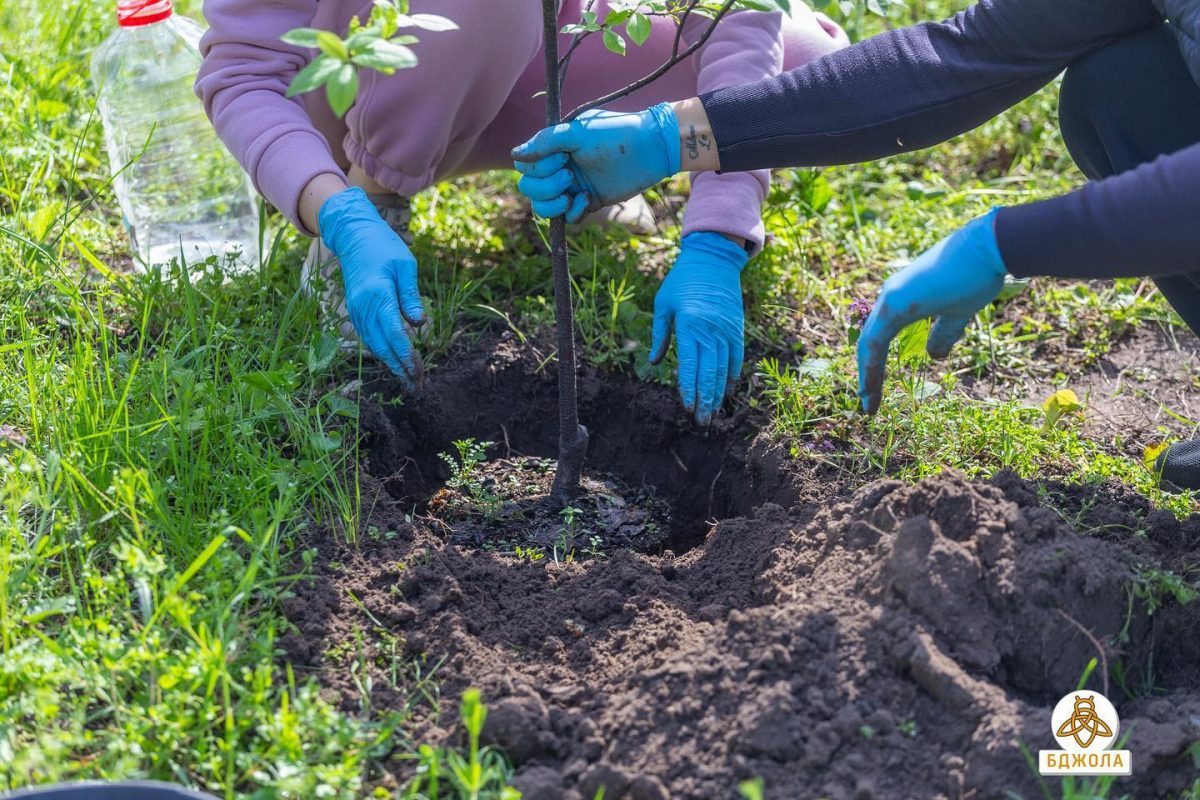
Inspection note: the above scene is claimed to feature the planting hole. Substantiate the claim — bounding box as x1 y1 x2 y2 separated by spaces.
358 335 770 554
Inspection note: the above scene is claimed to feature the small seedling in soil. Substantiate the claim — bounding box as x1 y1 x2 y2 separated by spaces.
403 688 518 799
555 504 581 563
1131 565 1199 615
1042 388 1084 430
424 450 671 557
435 438 502 518
737 778 765 800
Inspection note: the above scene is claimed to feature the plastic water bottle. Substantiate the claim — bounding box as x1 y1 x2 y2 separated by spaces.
90 0 259 271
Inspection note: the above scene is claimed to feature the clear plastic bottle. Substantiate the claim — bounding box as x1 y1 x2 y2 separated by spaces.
90 0 259 271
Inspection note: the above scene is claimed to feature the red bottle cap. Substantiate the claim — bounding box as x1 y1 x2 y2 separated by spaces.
117 0 173 27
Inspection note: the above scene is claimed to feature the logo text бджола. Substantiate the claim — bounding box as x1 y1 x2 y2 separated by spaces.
1039 691 1131 777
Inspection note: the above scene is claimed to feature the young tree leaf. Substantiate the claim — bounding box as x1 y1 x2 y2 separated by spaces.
286 54 341 97
627 12 651 46
406 13 458 31
604 8 632 25
280 27 323 48
352 38 418 71
316 30 350 60
866 0 887 15
372 0 399 37
602 28 627 55
326 63 359 117
751 0 792 12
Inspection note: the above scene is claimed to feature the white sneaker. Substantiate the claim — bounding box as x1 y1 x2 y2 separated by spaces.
301 193 413 342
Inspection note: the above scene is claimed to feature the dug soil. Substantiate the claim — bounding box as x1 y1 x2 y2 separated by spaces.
283 334 1200 799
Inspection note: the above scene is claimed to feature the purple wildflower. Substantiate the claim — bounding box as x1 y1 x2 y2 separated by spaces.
0 425 27 447
849 298 874 326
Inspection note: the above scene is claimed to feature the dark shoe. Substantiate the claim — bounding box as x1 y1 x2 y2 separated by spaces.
1156 439 1200 492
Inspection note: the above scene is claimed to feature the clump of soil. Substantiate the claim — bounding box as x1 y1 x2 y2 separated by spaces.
284 335 1200 799
424 453 671 556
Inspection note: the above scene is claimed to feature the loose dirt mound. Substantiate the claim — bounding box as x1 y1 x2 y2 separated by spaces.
284 336 1200 798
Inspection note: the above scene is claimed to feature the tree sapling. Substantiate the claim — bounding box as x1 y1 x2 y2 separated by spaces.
286 0 788 506
539 0 784 504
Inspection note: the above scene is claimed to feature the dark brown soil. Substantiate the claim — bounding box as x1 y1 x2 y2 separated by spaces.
283 334 1200 799
422 453 672 557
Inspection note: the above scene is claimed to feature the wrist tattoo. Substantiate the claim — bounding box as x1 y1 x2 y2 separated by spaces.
684 125 712 161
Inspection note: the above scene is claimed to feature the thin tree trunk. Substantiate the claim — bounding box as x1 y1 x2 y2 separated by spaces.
542 0 589 506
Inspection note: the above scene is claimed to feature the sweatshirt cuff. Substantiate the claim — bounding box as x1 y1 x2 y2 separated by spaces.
682 170 769 256
254 129 347 237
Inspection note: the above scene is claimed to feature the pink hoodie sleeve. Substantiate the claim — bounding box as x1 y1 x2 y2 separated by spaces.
194 0 345 235
679 12 784 256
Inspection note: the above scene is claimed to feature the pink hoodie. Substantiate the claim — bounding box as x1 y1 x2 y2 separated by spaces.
195 0 846 251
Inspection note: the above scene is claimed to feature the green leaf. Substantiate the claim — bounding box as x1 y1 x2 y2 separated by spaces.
308 430 343 453
604 8 632 25
1145 441 1169 473
626 12 651 46
797 357 834 379
371 0 399 37
866 0 886 14
996 274 1031 302
286 54 341 97
27 204 58 241
895 318 930 364
602 29 626 55
326 63 360 117
352 38 418 72
241 370 288 394
405 13 457 31
280 27 323 48
307 332 340 373
735 0 782 10
23 596 75 624
323 394 360 420
738 777 765 800
1042 388 1083 429
798 172 834 213
316 30 350 60
35 99 69 118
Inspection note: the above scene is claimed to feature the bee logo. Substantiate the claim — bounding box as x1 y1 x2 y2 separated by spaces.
1039 690 1130 777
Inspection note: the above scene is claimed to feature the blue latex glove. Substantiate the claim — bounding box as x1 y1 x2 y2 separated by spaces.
318 187 425 384
511 102 681 222
651 232 748 425
857 209 1008 414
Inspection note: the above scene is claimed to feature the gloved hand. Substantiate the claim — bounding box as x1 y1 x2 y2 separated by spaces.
857 209 1008 414
511 102 681 222
318 187 425 384
651 232 748 425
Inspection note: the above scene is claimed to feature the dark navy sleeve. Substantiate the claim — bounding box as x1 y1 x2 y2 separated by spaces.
998 142 1200 278
700 0 1160 170
699 0 1183 279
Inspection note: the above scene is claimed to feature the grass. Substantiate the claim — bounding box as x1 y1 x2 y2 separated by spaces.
1 0 1198 797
